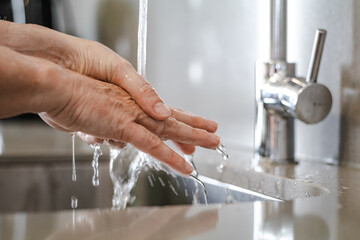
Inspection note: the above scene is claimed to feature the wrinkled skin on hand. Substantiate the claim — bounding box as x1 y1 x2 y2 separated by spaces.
0 20 220 175
38 66 219 174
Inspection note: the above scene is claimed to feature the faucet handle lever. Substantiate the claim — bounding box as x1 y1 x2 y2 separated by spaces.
306 29 327 83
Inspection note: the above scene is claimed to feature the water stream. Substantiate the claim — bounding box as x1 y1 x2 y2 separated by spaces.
77 0 230 209
90 144 103 187
71 134 77 182
109 145 174 209
190 175 208 204
216 142 229 173
71 195 78 230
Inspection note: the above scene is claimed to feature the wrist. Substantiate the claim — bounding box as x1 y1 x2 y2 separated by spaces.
0 20 77 70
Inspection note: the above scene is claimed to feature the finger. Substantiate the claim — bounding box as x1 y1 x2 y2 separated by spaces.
136 117 220 149
172 141 196 155
114 62 171 120
171 108 218 133
124 123 193 175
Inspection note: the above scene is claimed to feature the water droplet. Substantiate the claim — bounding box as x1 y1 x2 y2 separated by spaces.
216 142 230 174
90 144 102 187
185 154 198 177
71 134 77 182
148 175 154 187
158 176 166 187
217 164 225 173
184 188 189 197
71 196 78 209
216 142 229 160
168 182 178 196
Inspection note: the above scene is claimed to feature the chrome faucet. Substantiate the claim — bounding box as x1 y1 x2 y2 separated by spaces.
254 0 332 164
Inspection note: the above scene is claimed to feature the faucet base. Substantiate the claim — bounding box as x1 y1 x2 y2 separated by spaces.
254 61 296 165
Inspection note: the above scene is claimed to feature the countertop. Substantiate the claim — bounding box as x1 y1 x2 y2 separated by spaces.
0 121 360 240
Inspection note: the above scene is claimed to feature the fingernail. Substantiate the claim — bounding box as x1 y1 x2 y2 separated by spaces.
153 102 171 117
210 134 221 149
184 161 194 175
209 120 218 131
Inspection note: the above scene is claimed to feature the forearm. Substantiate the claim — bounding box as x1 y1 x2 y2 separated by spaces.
0 20 124 83
0 46 66 118
0 20 80 70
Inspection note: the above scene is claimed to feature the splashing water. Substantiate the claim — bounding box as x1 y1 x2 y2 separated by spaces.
158 176 166 187
185 154 198 177
109 0 213 209
110 0 166 209
190 175 208 205
184 154 209 204
184 154 208 204
71 134 77 182
109 145 141 209
216 142 229 173
90 144 103 187
168 181 179 196
217 142 229 160
109 145 171 209
225 188 236 204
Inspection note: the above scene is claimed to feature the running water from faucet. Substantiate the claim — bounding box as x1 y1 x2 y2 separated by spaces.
110 0 153 210
137 0 148 77
109 0 211 209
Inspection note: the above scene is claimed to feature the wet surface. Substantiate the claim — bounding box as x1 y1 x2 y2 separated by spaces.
1 123 360 239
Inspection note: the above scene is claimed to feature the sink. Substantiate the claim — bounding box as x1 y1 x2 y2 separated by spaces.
0 151 327 213
0 155 277 213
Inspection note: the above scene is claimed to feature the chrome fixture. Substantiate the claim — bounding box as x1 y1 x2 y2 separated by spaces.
254 0 332 164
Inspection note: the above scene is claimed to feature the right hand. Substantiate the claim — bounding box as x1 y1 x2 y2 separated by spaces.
30 57 220 175
0 20 219 155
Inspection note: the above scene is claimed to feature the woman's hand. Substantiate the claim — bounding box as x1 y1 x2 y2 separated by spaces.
0 46 219 175
39 65 220 174
0 20 195 120
0 20 219 155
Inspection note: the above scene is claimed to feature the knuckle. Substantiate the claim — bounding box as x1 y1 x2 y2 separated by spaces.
114 125 128 142
165 117 178 129
40 62 61 81
192 128 207 138
191 115 203 126
140 82 156 95
159 117 178 138
148 134 162 151
118 59 134 73
166 150 177 165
